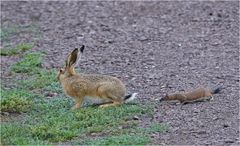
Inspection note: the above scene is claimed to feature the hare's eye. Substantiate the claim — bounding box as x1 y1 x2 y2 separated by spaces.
60 69 64 73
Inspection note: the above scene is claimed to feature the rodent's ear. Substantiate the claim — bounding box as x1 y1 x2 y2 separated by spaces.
165 93 169 97
159 93 168 102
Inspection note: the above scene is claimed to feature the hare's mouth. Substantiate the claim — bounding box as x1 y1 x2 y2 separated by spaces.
56 68 65 80
56 72 61 80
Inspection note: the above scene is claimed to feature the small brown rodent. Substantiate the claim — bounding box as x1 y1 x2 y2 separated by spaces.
160 87 221 104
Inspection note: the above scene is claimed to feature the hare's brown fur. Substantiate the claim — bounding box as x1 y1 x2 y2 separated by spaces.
57 46 136 109
59 73 126 101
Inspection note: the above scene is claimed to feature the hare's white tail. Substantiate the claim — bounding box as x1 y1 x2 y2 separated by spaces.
124 93 138 103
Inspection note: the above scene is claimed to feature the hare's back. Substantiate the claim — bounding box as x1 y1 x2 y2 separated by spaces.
78 74 122 84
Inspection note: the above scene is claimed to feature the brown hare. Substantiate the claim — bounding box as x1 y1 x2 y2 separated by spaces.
160 87 221 104
57 45 137 110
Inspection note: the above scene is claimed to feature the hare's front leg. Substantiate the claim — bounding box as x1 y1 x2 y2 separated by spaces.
71 97 84 110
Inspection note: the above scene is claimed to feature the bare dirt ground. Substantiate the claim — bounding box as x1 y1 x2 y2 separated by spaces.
1 1 239 145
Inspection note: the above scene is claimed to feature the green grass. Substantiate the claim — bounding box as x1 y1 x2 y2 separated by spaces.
1 123 50 145
44 81 62 93
10 51 57 90
82 134 150 145
1 50 168 145
18 70 57 90
11 52 44 73
0 88 34 113
1 94 154 144
0 43 34 56
75 118 169 145
30 98 151 142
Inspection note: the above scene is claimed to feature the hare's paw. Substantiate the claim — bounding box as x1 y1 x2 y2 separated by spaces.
99 104 111 108
99 102 121 108
71 105 81 110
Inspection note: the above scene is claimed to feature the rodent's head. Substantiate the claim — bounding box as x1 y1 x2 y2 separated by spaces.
159 93 168 102
164 93 169 98
57 45 85 81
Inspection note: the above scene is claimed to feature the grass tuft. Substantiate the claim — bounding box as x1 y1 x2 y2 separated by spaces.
0 43 34 56
0 88 34 113
11 52 43 73
1 123 50 145
18 70 57 90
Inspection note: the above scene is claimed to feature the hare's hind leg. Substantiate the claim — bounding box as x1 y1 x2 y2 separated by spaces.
99 93 124 108
97 84 124 108
99 94 124 108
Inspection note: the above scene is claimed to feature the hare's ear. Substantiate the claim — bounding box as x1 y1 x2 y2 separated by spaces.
66 45 85 67
79 45 84 53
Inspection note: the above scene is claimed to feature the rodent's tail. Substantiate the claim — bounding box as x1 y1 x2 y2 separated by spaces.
211 87 222 94
124 93 138 103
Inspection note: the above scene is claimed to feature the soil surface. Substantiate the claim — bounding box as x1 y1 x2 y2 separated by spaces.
1 1 239 145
